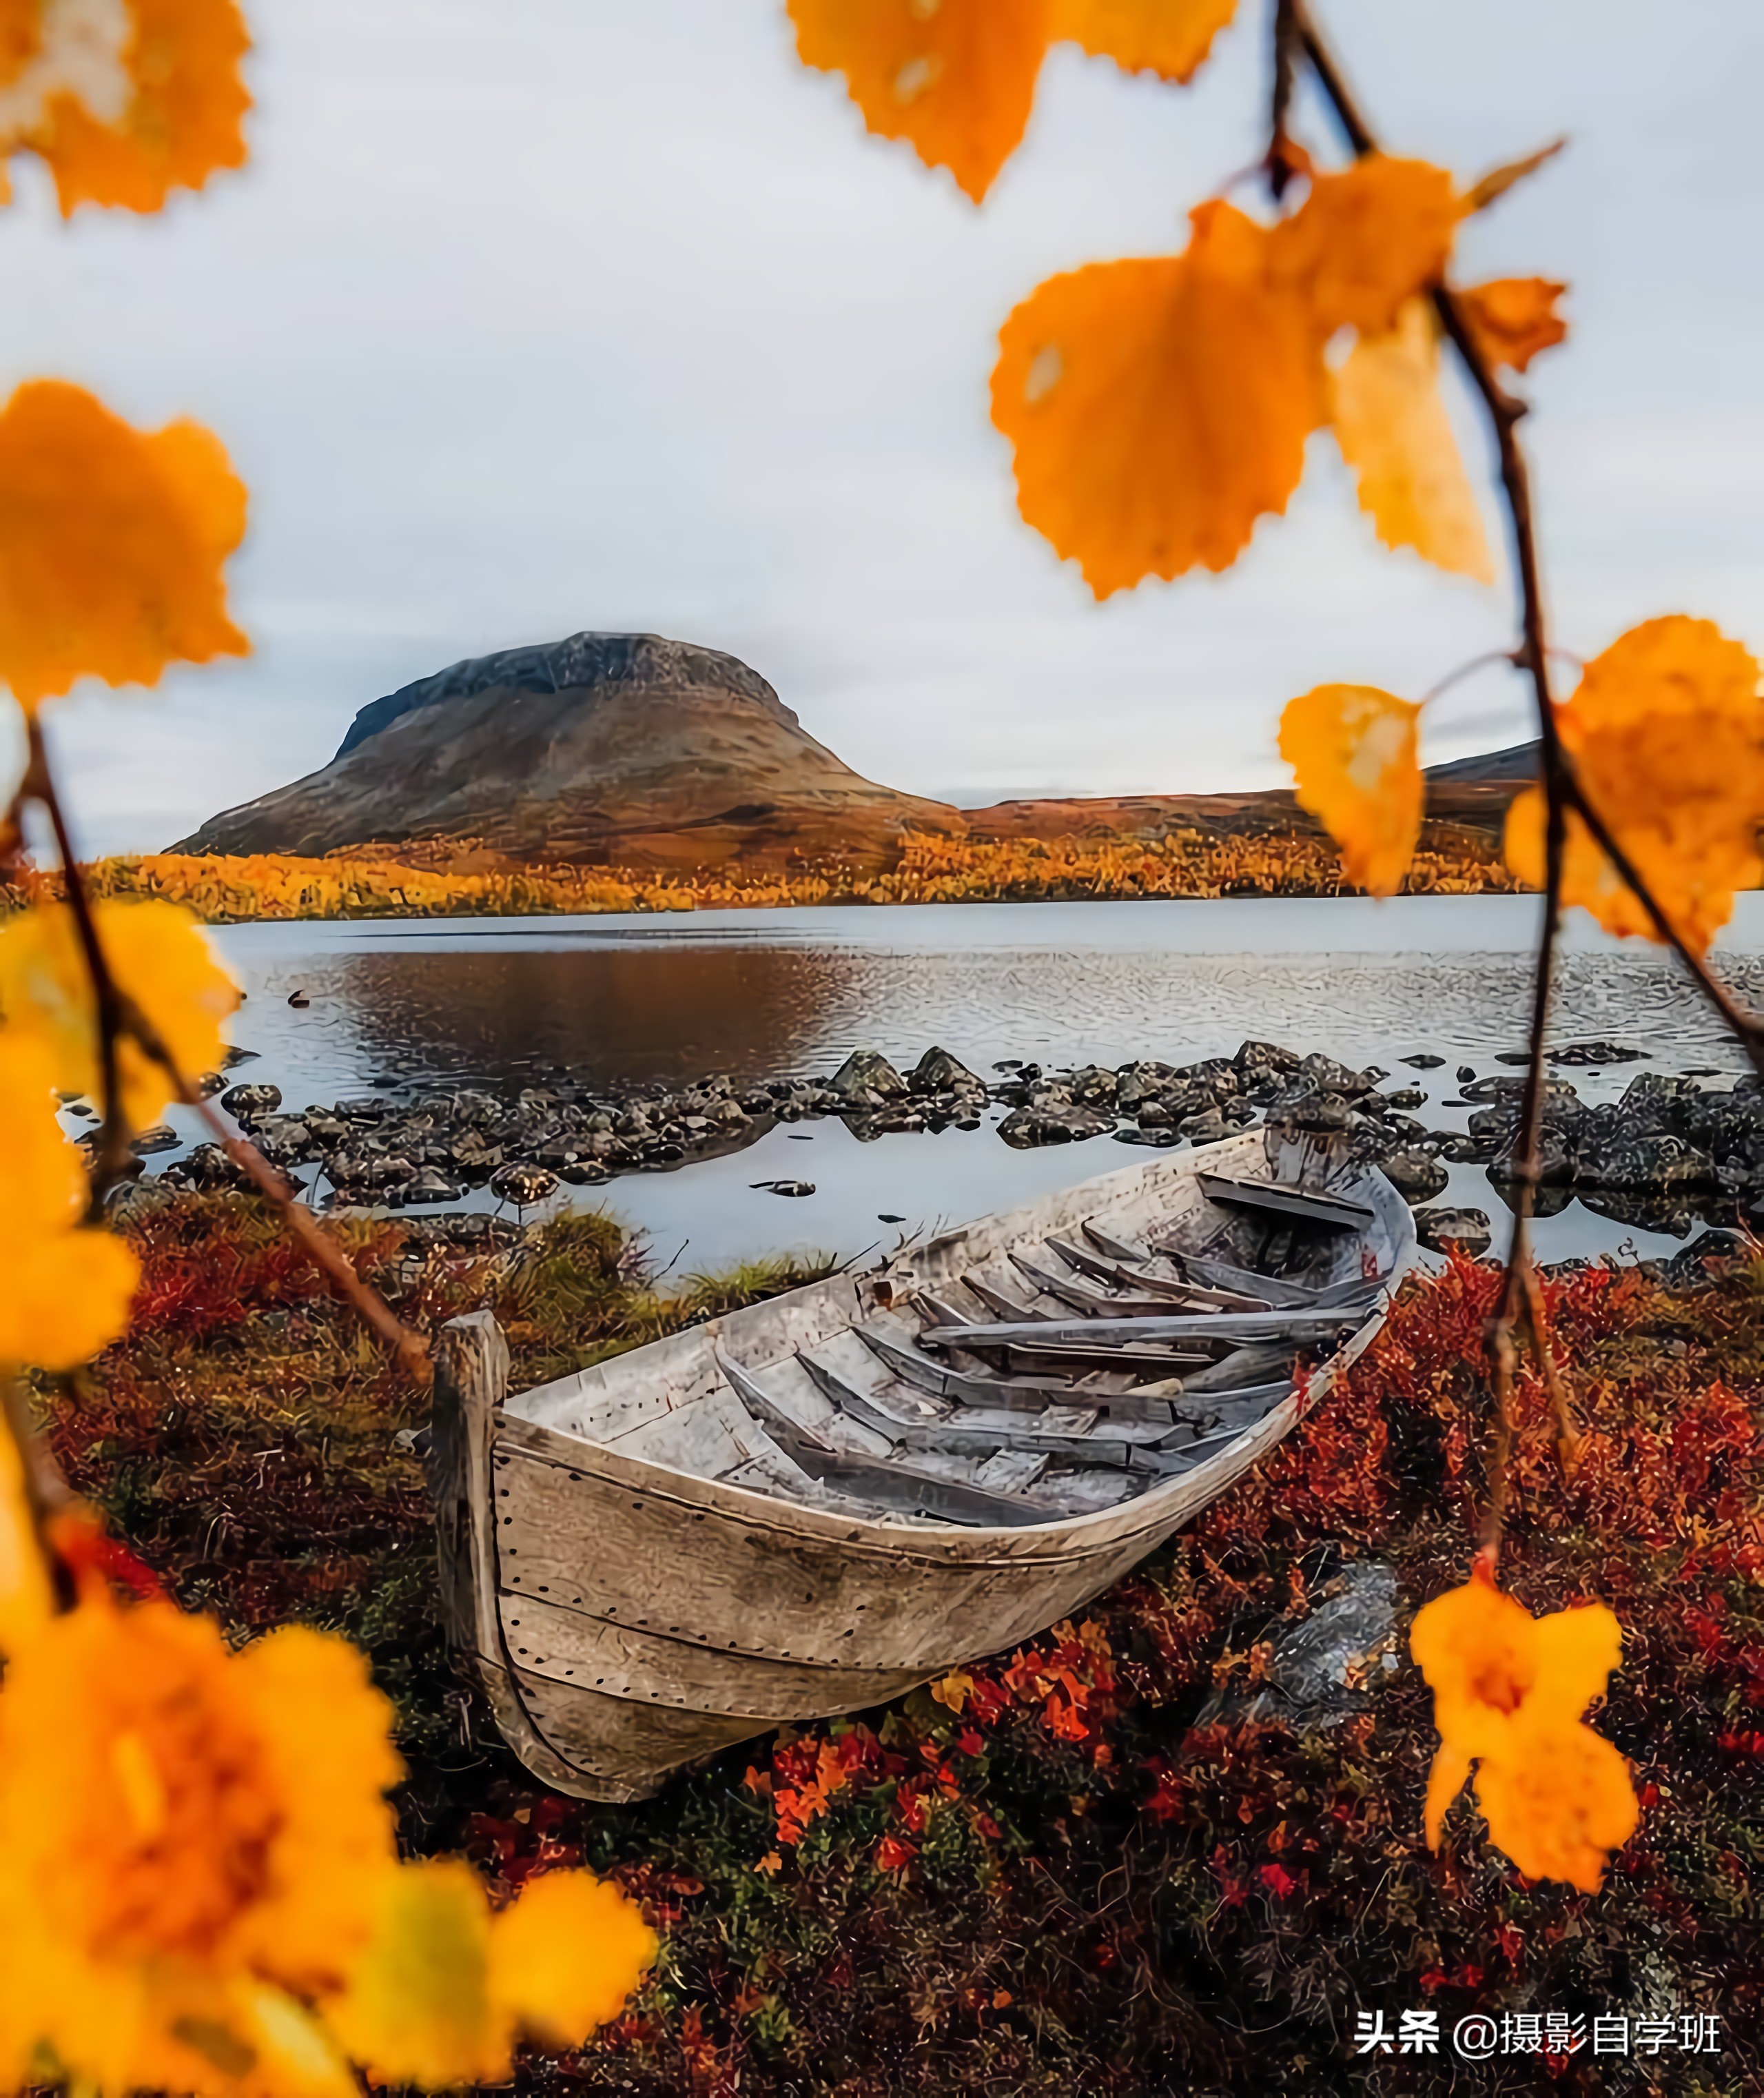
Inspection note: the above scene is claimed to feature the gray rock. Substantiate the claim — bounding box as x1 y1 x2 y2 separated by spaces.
1380 1148 1449 1202
1402 1054 1446 1069
1582 1132 1716 1192
1298 1052 1376 1097
1413 1206 1493 1256
1380 1087 1427 1111
1547 1041 1645 1066
1234 1039 1302 1075
1178 1108 1231 1145
751 1178 815 1196
221 1082 282 1120
996 1105 1112 1148
1202 1562 1399 1727
830 1050 908 1101
404 1168 465 1204
1114 1060 1180 1110
130 1123 181 1155
490 1163 559 1207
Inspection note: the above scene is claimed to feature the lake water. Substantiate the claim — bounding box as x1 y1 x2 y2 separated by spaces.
161 893 1764 1276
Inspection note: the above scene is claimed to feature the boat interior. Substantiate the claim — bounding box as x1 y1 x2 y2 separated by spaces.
506 1128 1411 1529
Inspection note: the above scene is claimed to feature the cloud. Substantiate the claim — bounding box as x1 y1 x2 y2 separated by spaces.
8 0 1764 850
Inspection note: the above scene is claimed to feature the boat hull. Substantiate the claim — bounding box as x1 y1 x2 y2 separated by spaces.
429 1130 1412 1802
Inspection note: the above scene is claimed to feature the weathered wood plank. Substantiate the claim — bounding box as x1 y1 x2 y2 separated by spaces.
498 1591 926 1716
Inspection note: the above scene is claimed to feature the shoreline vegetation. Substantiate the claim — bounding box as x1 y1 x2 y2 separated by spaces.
7 825 1528 924
45 1191 1762 2095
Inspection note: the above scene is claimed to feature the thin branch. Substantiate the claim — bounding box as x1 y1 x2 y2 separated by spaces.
1291 0 1575 1547
25 717 133 1208
1267 0 1302 199
17 730 433 1387
1419 649 1519 709
112 1011 430 1383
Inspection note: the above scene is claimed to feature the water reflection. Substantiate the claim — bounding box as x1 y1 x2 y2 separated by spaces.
198 897 1764 1274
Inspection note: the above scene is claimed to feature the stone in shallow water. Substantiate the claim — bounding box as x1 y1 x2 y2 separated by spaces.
1413 1206 1493 1256
752 1179 815 1196
910 1045 983 1094
830 1049 907 1101
490 1163 557 1207
1547 1040 1645 1066
1379 1148 1449 1202
996 1105 1112 1148
221 1082 281 1121
1402 1053 1446 1069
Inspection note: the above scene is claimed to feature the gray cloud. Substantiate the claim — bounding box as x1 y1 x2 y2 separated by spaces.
4 0 1762 852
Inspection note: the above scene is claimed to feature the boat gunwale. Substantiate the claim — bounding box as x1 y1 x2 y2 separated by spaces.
493 1130 1414 1554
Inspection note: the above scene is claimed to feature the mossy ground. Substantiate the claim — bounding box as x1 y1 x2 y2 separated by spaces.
38 1197 1763 2096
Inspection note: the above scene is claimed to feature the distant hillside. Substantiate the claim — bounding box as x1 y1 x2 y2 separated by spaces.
1426 741 1538 783
174 633 963 870
177 633 1534 868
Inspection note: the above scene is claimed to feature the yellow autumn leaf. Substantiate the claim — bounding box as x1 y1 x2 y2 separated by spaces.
1052 0 1237 82
1278 683 1422 897
1459 275 1568 373
1504 615 1764 953
787 0 1051 203
0 1032 140 1369
329 1860 654 2087
1271 153 1463 338
487 1869 659 2049
1409 1557 1635 1893
0 1595 401 2094
0 1408 52 1658
1331 296 1494 582
0 897 239 1128
992 199 1325 595
14 0 252 216
0 379 249 709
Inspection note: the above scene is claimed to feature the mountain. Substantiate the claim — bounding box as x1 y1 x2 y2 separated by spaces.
174 633 963 870
176 630 1535 867
1424 741 1538 783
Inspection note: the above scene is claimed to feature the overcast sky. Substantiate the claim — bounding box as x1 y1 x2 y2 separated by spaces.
6 0 1763 853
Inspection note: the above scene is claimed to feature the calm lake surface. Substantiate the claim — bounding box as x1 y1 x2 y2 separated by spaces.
178 894 1764 1276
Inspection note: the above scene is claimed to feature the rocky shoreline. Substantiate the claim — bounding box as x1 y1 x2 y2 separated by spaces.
105 1035 1758 1272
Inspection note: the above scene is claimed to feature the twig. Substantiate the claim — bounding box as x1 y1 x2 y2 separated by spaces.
17 733 433 1387
1267 0 1302 198
25 718 133 1207
1289 0 1580 1542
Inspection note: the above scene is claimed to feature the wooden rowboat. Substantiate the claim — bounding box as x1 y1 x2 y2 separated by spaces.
428 1121 1415 1802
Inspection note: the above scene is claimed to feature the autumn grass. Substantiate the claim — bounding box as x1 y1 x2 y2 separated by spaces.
5 823 1528 924
36 1192 1760 2095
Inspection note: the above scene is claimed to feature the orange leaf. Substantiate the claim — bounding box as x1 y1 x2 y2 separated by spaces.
1472 1717 1639 1894
992 200 1325 595
1504 615 1764 953
0 378 249 709
1459 276 1568 374
1330 297 1494 582
1272 154 1463 337
1278 683 1422 896
21 0 251 216
930 1669 974 1714
1052 0 1237 83
1410 1558 1636 1892
788 0 1051 203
